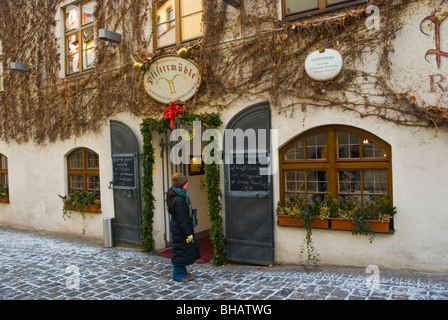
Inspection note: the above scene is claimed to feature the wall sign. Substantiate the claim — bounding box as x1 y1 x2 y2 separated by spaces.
305 49 344 81
229 153 270 192
421 13 448 94
143 55 201 104
112 155 136 190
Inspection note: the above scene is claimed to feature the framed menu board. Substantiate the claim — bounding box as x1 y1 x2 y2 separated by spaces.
228 153 270 192
112 154 136 190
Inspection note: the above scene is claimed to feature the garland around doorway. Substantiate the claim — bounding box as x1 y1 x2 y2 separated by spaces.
140 111 226 266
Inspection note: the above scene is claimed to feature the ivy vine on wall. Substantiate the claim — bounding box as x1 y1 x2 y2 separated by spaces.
0 0 447 144
0 0 161 144
198 0 448 128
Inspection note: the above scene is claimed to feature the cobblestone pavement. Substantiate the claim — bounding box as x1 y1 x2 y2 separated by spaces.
1 226 448 302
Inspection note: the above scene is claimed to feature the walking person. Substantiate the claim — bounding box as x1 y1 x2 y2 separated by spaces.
166 173 201 282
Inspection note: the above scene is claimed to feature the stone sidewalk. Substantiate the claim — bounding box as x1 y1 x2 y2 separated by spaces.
1 226 448 301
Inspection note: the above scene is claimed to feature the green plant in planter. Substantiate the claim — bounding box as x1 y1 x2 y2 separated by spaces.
276 200 287 215
351 195 396 242
334 196 373 241
276 194 320 265
284 198 300 216
58 190 100 235
351 209 374 243
338 197 359 220
276 194 307 217
363 195 397 221
312 194 340 219
0 186 8 198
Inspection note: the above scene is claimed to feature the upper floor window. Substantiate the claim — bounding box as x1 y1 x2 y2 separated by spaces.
64 0 95 75
280 126 392 207
282 0 366 20
0 41 4 92
154 0 203 49
67 148 100 201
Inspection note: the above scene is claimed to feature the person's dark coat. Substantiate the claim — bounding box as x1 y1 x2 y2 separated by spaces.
169 194 201 266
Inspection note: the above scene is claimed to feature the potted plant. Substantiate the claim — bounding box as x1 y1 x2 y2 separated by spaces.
330 195 396 242
59 190 101 234
0 186 9 203
276 195 320 265
362 195 396 233
309 194 337 229
276 195 304 226
329 197 359 231
276 194 330 229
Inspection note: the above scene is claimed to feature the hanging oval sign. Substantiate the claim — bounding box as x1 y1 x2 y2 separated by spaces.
305 49 344 81
143 55 201 104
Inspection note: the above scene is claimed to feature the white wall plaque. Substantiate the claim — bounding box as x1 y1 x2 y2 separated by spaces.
143 55 201 104
305 49 344 81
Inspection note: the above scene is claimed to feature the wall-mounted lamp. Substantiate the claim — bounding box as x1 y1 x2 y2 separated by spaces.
10 62 31 72
222 0 241 8
99 29 122 44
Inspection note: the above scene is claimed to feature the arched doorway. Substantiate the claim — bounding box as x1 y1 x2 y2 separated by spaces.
110 120 143 245
224 102 274 265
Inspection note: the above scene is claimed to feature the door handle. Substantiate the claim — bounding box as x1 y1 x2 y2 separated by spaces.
254 192 271 199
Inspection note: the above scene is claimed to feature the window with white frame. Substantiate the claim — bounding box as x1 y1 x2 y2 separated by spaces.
154 0 203 49
64 0 96 75
282 0 366 20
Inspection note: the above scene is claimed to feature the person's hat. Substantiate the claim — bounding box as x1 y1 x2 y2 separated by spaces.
172 173 188 188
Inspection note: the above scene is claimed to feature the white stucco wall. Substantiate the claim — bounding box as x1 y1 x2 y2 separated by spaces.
271 106 448 272
268 0 448 272
0 112 144 243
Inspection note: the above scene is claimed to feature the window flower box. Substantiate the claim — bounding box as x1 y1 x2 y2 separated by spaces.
330 218 391 233
330 218 355 231
59 190 101 235
277 215 330 229
0 186 9 203
64 203 101 213
368 219 391 233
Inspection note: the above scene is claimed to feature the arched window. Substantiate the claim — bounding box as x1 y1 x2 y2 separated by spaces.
279 126 392 206
67 148 100 200
0 153 8 188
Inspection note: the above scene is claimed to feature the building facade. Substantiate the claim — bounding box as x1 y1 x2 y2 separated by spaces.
1 0 447 272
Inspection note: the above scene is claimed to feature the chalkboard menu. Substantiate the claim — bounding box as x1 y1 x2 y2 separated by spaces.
113 155 136 189
229 153 270 192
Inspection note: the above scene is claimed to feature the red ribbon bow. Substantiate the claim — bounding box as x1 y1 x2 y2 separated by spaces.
163 102 184 130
